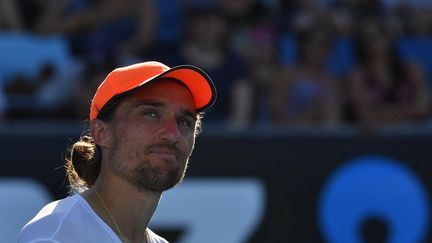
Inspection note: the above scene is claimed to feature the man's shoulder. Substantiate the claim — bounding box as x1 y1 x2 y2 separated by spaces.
147 228 169 243
17 195 81 242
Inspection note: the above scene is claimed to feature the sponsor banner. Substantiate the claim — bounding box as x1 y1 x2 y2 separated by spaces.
1 130 432 242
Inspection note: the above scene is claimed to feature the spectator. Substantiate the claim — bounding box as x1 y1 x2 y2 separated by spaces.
217 0 279 124
218 0 275 60
270 27 342 127
289 0 329 34
1 0 430 129
36 0 157 64
156 5 252 126
241 19 280 123
349 19 430 127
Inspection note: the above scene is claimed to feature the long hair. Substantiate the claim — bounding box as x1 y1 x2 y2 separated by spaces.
64 92 130 194
65 133 100 193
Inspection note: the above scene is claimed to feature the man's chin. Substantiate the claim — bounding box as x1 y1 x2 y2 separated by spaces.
134 167 184 192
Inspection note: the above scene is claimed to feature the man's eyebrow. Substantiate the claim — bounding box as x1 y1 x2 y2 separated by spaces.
133 100 165 108
134 100 197 119
181 109 198 121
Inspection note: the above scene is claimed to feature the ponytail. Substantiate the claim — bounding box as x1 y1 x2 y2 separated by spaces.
64 92 128 194
65 133 101 194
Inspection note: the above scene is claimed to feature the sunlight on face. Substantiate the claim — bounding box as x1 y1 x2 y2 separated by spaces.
106 79 198 192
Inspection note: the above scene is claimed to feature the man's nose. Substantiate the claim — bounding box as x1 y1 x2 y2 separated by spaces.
160 118 181 142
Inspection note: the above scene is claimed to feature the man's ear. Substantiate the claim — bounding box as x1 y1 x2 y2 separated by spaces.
90 119 111 148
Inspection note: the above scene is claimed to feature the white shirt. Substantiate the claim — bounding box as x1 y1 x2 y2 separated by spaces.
17 194 168 243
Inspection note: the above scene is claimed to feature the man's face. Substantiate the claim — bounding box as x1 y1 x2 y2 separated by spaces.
103 79 198 193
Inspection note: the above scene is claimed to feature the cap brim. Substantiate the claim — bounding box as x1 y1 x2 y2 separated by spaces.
136 65 217 112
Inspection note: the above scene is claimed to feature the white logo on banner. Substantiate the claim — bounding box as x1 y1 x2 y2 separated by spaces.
151 178 266 243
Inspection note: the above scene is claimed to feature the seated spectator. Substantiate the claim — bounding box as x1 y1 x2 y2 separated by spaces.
218 0 274 59
349 19 430 127
36 0 157 64
245 24 280 123
270 28 342 127
217 0 279 124
155 5 252 126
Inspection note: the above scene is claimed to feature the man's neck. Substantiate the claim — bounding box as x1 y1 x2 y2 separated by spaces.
82 173 161 242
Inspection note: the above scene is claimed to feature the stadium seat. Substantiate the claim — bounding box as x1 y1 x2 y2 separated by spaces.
0 32 73 83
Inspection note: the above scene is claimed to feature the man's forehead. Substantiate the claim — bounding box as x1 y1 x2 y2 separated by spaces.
131 100 198 118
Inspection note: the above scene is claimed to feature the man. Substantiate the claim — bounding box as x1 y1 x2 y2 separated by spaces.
17 61 216 243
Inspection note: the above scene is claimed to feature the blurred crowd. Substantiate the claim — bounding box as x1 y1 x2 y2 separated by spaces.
1 0 432 130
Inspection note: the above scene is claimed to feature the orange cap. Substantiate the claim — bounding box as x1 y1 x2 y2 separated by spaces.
90 61 216 121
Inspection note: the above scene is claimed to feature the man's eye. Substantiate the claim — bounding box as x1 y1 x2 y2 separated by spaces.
178 118 194 129
143 110 158 118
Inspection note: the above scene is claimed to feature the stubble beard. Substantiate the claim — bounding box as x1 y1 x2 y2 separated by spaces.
112 155 189 193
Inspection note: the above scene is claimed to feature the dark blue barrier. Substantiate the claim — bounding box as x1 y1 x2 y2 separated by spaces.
2 123 432 242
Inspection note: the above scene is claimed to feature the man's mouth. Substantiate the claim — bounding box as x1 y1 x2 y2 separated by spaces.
148 148 178 161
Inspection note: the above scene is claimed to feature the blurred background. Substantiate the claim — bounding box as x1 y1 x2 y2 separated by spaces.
1 0 432 242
